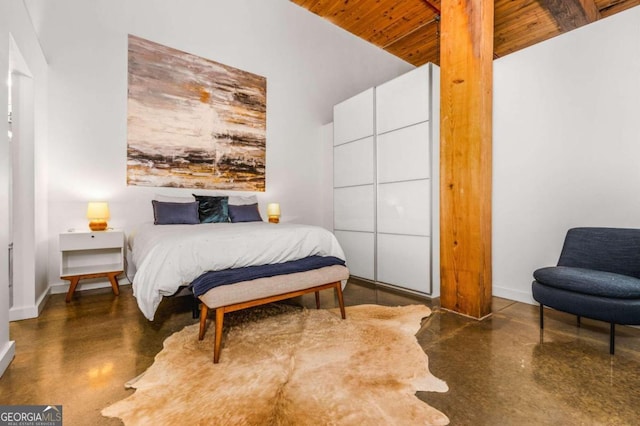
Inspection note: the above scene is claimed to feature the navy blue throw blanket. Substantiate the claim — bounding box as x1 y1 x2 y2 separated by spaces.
190 255 346 297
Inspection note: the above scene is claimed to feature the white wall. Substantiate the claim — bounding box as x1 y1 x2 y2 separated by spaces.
320 122 334 231
23 0 412 292
493 6 640 303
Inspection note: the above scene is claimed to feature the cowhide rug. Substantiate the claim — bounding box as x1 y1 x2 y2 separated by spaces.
102 304 449 425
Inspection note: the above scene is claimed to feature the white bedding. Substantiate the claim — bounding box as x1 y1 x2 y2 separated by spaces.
130 222 346 320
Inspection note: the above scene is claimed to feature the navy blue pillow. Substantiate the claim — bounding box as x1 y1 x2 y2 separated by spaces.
193 195 229 223
152 201 199 225
228 203 263 223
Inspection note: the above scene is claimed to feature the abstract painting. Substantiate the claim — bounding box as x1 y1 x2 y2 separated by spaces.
127 35 266 191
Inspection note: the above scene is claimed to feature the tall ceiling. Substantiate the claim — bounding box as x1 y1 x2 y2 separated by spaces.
291 0 639 66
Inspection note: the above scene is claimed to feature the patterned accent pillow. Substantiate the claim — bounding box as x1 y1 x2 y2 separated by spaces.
193 195 230 223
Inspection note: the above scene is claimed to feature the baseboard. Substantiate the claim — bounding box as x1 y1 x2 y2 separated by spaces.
348 276 440 300
0 340 16 378
10 303 39 321
10 279 132 321
10 286 53 321
351 278 535 306
493 285 535 305
36 288 50 316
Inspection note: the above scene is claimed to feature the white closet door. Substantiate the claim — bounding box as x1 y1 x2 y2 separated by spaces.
334 230 374 280
334 185 374 232
376 66 430 134
377 180 430 236
377 234 430 292
333 88 374 146
334 137 374 188
377 122 431 184
332 63 439 294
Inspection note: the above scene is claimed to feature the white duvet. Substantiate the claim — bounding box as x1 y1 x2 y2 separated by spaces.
130 222 346 320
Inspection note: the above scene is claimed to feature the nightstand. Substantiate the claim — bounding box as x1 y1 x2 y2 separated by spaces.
59 230 125 302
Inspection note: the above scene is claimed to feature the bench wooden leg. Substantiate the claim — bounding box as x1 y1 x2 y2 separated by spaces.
199 304 209 340
335 282 346 320
203 280 347 363
214 308 225 364
315 291 321 309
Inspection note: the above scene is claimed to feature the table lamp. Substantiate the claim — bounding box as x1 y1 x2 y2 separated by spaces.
267 203 281 224
87 202 110 231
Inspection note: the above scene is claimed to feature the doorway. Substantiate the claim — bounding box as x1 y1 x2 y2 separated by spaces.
8 34 36 318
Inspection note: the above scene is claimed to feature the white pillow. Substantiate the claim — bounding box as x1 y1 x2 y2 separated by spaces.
228 195 258 206
154 194 196 203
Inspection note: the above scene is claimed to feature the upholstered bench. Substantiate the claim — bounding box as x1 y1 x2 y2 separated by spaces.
197 264 349 363
532 227 640 354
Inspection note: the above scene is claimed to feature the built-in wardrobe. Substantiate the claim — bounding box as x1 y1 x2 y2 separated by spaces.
333 63 440 297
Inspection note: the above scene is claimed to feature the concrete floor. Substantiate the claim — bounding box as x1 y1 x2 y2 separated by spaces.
1 280 640 425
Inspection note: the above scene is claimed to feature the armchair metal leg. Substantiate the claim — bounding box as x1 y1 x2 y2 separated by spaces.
539 304 545 344
610 323 615 355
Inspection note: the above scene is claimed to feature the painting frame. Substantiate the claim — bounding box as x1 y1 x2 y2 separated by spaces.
126 35 266 191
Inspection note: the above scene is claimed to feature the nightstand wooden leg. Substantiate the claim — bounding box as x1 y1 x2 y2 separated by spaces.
65 277 81 303
107 272 120 296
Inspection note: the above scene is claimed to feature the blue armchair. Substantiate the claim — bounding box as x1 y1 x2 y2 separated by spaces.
532 227 640 354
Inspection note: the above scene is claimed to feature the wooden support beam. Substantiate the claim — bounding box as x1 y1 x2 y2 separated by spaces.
439 0 494 318
537 0 601 32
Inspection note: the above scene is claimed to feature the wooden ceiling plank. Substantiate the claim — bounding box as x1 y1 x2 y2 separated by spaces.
291 0 439 50
494 0 561 55
291 0 637 92
294 0 372 32
495 0 545 21
384 20 440 65
348 0 436 44
380 15 439 49
495 10 557 36
310 0 406 38
496 0 552 23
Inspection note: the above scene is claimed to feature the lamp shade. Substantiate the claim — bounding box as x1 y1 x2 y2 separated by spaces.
87 202 110 231
87 202 110 220
267 203 281 217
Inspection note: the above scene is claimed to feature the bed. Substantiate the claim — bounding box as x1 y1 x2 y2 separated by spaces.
129 220 347 321
129 195 350 362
